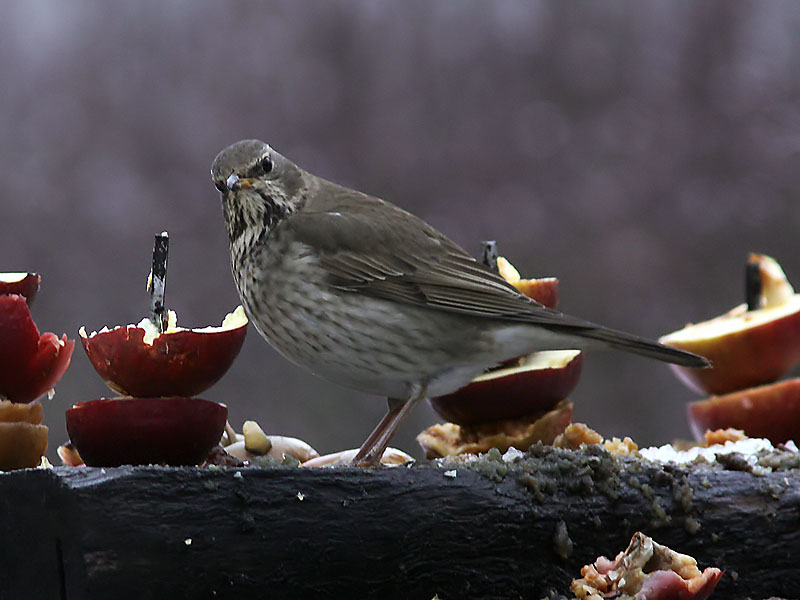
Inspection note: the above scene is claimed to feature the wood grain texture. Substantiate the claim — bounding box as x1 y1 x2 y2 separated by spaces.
1 446 798 599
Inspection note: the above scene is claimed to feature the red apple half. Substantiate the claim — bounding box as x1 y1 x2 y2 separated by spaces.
660 254 800 395
0 294 75 403
0 273 40 305
497 256 558 309
80 306 247 397
429 349 583 425
65 396 228 466
687 378 800 444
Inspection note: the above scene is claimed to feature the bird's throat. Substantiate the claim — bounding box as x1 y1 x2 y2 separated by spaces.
225 189 294 262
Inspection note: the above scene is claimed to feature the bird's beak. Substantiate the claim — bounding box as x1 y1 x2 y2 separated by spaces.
226 174 254 191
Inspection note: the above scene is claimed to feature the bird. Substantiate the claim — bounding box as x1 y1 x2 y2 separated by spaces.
211 139 709 466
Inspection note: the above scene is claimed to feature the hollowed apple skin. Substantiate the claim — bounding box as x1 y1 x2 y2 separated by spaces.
80 322 247 397
0 294 75 403
0 273 40 305
687 378 800 444
661 307 800 396
429 350 583 425
65 397 228 467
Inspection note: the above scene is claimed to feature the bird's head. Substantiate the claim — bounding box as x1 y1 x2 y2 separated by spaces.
211 139 305 248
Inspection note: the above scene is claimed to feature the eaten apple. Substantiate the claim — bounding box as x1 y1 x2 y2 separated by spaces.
429 349 582 425
0 272 40 305
80 306 247 397
571 532 722 600
65 396 228 466
418 400 574 459
0 294 75 403
687 378 800 444
496 256 558 309
660 254 800 395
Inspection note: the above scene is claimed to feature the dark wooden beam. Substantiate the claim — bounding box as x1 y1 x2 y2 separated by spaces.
1 445 798 599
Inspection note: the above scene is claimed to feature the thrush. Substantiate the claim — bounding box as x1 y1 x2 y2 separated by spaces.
211 139 709 465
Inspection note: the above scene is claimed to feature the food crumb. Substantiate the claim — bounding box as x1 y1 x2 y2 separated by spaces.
639 437 772 465
469 447 509 482
684 516 701 534
233 470 243 479
243 420 272 455
184 538 192 546
715 451 753 472
282 454 301 468
502 447 526 462
443 469 457 478
296 492 305 501
704 428 746 446
518 472 545 502
552 519 573 559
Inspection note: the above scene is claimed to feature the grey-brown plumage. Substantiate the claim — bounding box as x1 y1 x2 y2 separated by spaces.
211 139 709 465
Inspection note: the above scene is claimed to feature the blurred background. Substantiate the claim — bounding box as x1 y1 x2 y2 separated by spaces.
1 1 799 462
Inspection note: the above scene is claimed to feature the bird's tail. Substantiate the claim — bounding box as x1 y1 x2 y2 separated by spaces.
576 326 710 368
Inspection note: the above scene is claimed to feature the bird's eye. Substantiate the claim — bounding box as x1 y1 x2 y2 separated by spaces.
214 179 227 192
260 155 273 174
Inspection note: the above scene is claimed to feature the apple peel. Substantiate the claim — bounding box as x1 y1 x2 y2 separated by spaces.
80 305 247 397
571 532 722 600
0 294 75 403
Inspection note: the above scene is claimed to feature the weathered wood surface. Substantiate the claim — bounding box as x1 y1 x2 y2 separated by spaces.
1 445 798 599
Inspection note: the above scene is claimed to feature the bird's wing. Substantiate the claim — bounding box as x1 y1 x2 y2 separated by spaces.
280 204 710 367
282 199 710 369
285 206 595 330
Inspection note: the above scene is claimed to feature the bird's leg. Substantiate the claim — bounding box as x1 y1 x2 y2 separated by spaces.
352 382 428 466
